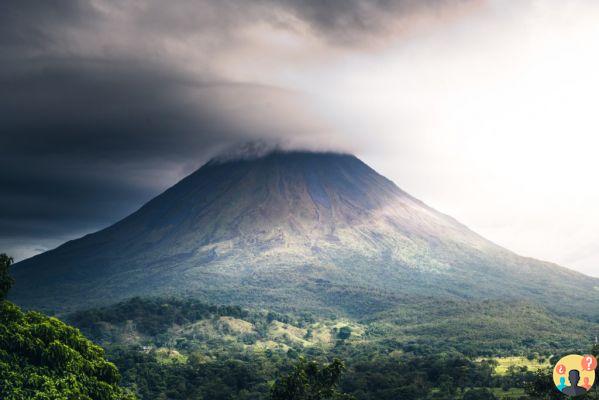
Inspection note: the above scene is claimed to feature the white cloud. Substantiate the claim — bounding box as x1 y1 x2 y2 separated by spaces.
272 0 599 276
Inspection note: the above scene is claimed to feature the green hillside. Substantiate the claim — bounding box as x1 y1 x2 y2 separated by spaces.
68 297 598 359
64 297 598 399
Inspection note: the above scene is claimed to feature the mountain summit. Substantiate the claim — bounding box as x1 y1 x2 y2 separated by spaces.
10 151 598 314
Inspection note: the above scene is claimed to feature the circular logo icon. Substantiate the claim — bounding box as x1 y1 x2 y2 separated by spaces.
553 354 596 396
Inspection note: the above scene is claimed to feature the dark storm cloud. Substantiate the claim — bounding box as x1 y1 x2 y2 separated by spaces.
276 0 465 44
0 56 306 243
126 0 469 46
0 0 471 260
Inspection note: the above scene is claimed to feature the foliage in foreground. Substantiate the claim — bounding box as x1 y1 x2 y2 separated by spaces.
0 253 14 300
0 300 136 400
271 358 353 400
0 253 135 400
0 301 134 400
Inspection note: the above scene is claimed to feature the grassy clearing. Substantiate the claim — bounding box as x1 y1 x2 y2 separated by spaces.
490 387 526 399
253 340 290 352
493 356 549 375
217 316 255 334
154 348 188 364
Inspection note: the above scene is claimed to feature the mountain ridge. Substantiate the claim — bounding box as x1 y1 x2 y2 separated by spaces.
10 150 599 316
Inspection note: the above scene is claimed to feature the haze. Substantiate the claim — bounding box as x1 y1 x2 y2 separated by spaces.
1 0 598 277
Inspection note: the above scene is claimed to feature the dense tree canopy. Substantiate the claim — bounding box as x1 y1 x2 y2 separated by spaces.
3 262 597 400
0 253 135 400
66 296 599 400
0 253 14 299
0 300 136 399
271 358 353 400
461 388 498 400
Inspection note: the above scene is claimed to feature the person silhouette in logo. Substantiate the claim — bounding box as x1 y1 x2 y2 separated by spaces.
582 376 592 391
562 369 587 396
557 377 567 392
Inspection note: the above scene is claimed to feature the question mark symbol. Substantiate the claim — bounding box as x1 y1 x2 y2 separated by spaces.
581 355 597 371
557 364 565 374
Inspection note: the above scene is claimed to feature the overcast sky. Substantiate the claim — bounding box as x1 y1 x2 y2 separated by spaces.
2 0 599 277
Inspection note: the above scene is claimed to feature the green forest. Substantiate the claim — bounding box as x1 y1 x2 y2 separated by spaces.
2 254 599 399
0 254 133 399
67 297 599 400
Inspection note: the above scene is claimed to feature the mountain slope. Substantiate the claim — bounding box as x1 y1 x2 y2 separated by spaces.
9 151 599 315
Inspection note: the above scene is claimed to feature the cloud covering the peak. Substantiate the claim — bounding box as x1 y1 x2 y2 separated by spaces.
1 0 474 259
3 0 599 278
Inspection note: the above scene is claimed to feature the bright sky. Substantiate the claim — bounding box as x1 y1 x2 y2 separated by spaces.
347 1 599 277
239 0 599 277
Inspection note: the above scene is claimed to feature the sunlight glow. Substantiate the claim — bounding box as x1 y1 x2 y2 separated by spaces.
280 1 599 276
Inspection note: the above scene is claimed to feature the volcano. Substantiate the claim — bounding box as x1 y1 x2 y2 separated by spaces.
10 151 599 314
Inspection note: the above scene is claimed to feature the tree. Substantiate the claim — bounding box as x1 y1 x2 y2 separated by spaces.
0 253 136 399
271 358 354 400
524 368 571 400
337 326 352 341
0 253 14 299
462 388 498 400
